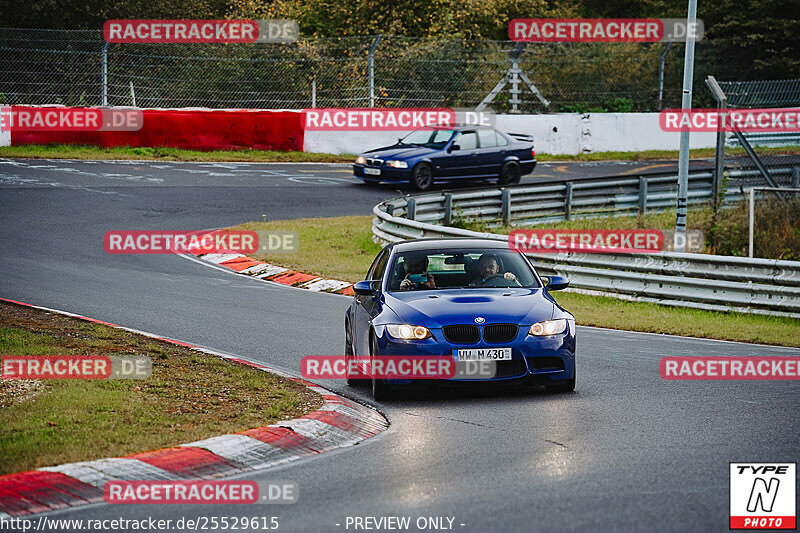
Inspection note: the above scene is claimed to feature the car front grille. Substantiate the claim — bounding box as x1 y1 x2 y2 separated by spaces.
443 325 480 344
483 324 518 343
365 158 383 167
527 357 565 371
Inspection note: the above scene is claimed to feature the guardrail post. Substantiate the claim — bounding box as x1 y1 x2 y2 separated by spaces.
565 182 573 221
793 167 800 188
101 42 109 106
385 203 394 216
443 193 453 226
406 197 416 221
638 176 648 215
501 188 511 225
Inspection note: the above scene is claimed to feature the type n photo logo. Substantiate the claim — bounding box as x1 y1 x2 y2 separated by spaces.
730 463 796 529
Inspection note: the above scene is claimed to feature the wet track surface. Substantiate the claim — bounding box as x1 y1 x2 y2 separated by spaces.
1 158 799 532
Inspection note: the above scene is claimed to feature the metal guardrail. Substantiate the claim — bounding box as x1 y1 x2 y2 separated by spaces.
372 169 800 318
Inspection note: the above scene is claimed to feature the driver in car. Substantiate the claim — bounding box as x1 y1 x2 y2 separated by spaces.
399 254 436 291
469 254 521 287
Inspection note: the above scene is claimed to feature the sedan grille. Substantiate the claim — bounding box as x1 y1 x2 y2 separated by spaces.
365 158 383 167
483 324 518 343
442 325 480 344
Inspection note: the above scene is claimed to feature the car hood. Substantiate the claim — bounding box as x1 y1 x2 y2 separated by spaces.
364 145 438 160
383 288 554 327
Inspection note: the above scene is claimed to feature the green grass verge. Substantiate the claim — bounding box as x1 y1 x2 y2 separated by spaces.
232 216 800 347
0 303 322 475
3 143 798 163
0 144 354 163
236 216 383 282
453 200 800 261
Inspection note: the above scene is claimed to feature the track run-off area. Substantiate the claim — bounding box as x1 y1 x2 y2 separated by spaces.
1 157 798 532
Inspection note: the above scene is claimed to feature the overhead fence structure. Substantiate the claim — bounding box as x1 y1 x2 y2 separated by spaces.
0 28 740 112
709 77 800 190
371 171 800 318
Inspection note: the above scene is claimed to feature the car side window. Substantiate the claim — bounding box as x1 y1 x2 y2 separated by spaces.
496 131 508 146
457 131 477 150
367 249 389 280
432 130 454 144
477 129 497 148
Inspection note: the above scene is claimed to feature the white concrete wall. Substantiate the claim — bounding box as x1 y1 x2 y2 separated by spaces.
303 112 719 156
0 129 9 147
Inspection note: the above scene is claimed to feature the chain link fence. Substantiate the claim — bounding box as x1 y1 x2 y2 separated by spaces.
1 27 733 112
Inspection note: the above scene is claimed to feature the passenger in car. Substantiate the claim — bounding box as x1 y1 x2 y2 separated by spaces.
398 254 437 291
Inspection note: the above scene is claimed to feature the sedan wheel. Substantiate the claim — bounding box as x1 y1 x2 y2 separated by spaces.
410 163 434 191
498 161 521 185
344 321 365 386
370 334 393 400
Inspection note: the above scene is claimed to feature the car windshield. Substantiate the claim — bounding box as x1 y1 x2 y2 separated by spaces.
399 129 455 148
387 248 540 291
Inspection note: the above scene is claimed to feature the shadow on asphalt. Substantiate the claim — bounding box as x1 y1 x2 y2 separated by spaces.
346 379 578 404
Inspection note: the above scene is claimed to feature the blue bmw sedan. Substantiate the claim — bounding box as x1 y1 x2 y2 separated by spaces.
352 126 536 191
344 238 575 399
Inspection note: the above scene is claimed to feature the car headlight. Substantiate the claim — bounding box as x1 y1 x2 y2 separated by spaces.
528 319 567 336
386 324 431 340
355 156 366 165
386 160 408 169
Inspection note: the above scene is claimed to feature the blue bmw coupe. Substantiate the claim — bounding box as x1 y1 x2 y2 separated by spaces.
344 238 576 399
352 126 536 191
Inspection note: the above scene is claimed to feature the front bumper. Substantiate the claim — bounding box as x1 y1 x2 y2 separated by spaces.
373 322 575 384
353 164 412 182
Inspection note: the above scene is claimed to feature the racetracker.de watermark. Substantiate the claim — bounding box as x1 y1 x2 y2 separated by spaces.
660 108 800 132
301 355 497 380
104 480 298 504
304 108 454 131
104 20 298 43
509 229 704 254
1 355 151 379
0 106 142 132
509 18 703 42
103 230 298 254
660 357 800 380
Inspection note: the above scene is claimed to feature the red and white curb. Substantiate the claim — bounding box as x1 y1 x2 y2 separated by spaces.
0 297 387 517
195 253 354 295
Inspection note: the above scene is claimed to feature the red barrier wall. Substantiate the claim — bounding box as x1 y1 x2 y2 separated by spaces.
11 109 304 152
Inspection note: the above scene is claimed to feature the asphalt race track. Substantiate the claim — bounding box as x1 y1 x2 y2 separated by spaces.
2 158 799 532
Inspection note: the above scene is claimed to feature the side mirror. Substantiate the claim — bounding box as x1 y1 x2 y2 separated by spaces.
353 280 380 295
448 144 461 152
543 275 569 291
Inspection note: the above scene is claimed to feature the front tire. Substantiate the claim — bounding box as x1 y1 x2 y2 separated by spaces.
370 334 393 400
498 161 521 186
345 320 366 386
545 363 576 393
410 163 433 191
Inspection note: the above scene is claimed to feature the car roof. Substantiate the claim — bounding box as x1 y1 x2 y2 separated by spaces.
427 124 496 131
390 238 510 253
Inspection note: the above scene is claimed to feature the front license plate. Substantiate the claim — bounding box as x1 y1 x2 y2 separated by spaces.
455 348 512 361
364 167 381 176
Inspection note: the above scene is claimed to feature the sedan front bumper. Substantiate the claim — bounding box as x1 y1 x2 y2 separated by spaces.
373 322 575 383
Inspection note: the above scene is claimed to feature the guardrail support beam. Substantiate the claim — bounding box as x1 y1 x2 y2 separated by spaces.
565 182 573 221
501 188 511 225
638 177 648 215
406 198 416 221
443 193 453 226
